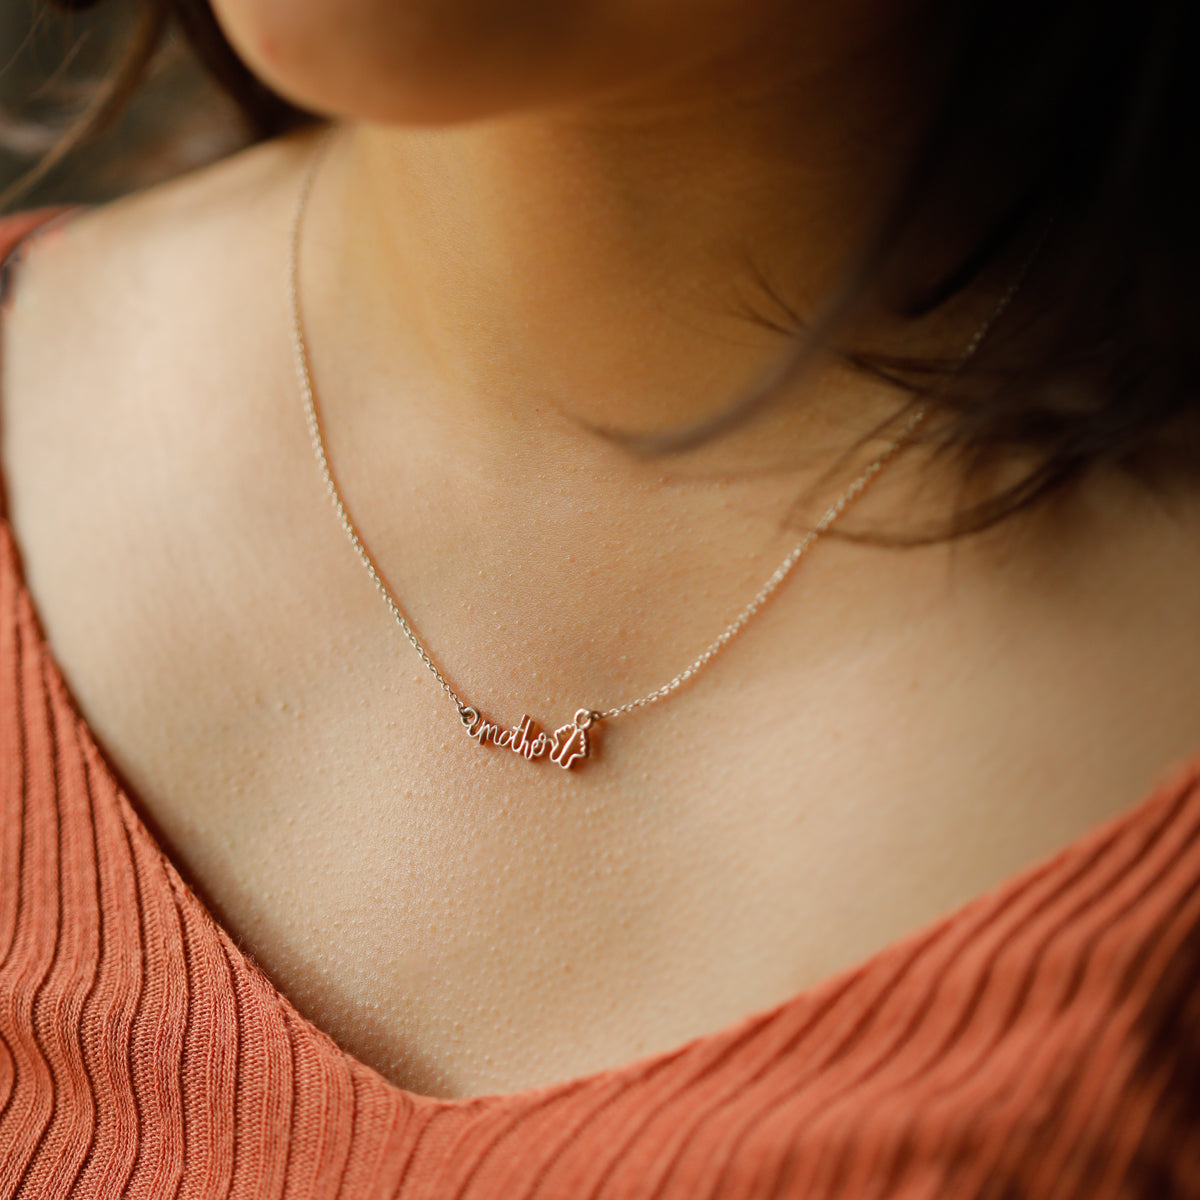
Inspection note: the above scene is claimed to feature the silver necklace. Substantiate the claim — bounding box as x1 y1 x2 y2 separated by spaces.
288 132 1017 771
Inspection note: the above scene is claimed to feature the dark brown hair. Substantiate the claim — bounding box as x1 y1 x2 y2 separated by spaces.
15 0 1200 536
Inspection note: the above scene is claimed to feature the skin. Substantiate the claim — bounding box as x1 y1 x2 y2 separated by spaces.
1 0 1199 1100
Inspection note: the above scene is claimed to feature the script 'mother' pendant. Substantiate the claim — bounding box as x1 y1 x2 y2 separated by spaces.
459 706 601 770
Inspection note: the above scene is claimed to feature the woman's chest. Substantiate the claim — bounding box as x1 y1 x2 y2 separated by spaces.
21 555 1199 1101
3 543 1199 1200
5 290 1200 1096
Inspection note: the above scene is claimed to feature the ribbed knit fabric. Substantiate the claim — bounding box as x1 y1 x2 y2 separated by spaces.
1 211 1199 1200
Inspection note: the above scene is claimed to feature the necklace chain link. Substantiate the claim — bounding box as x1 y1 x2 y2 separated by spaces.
288 129 1022 768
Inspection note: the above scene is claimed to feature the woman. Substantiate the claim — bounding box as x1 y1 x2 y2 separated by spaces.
0 0 1196 1195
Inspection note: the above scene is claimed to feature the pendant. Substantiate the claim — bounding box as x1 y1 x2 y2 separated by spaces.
458 706 600 770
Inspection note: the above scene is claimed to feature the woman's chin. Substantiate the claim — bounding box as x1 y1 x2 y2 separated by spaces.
204 0 788 128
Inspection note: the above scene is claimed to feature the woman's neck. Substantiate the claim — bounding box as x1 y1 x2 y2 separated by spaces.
298 8 947 479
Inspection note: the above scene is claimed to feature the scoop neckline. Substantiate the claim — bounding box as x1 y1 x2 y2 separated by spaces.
1 205 1197 1117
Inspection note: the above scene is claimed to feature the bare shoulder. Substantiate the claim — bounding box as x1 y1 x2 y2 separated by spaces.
0 129 326 773
3 129 316 379
1 125 323 506
0 125 320 545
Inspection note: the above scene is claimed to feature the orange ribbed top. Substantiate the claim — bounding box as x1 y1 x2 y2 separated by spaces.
1 211 1198 1199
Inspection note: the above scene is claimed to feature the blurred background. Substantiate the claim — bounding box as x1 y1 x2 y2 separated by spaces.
0 0 244 207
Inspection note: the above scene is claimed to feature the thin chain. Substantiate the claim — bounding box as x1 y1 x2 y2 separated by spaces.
595 406 924 719
288 134 470 716
289 129 1027 730
599 222 1039 720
